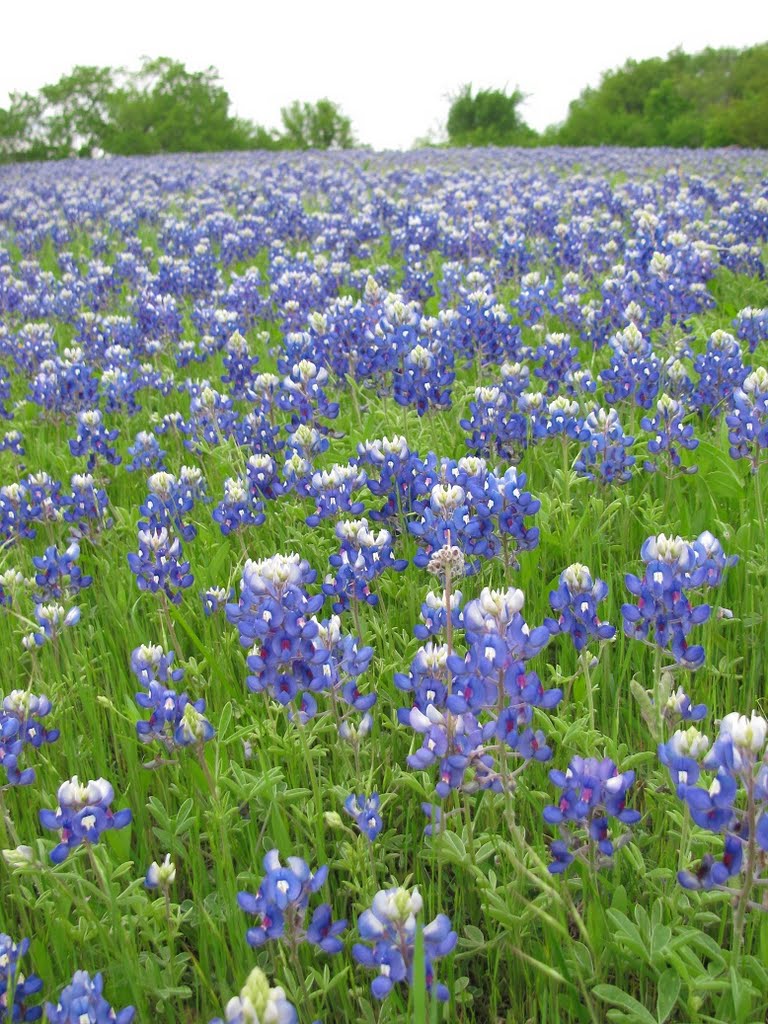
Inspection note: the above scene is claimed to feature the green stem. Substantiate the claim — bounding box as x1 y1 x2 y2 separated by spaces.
653 646 664 743
580 648 595 733
732 766 757 953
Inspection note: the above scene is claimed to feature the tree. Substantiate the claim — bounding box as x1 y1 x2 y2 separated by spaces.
446 85 537 147
0 92 47 161
279 99 354 149
102 57 253 155
552 42 768 148
39 66 115 156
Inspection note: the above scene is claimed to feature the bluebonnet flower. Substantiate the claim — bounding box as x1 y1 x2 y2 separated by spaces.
144 854 176 890
413 588 464 641
31 542 92 602
130 644 184 688
532 396 589 443
0 569 25 609
733 306 768 353
305 464 366 527
0 691 58 787
574 407 635 485
661 356 694 402
490 466 540 568
395 642 452 716
68 409 121 471
693 330 748 414
221 330 259 398
691 530 738 587
155 411 190 438
664 688 708 726
500 360 531 402
461 586 552 676
0 483 40 545
62 473 111 535
246 454 285 502
210 967 296 1024
459 386 510 457
393 341 454 416
284 424 329 463
281 453 314 499
323 518 407 613
39 776 132 863
44 971 134 1024
516 271 555 326
600 323 661 410
227 554 331 712
237 849 346 953
100 366 141 416
409 478 492 573
642 393 699 475
658 725 710 796
178 465 208 505
726 366 768 473
136 682 214 753
622 534 711 670
399 583 558 799
19 472 65 530
202 586 231 616
534 333 581 395
338 710 373 751
185 386 239 450
278 360 339 430
352 886 456 1001
0 714 32 788
213 477 265 537
543 756 641 872
343 793 383 841
126 431 166 474
27 603 81 648
668 712 768 906
358 435 422 523
127 527 194 605
0 429 24 457
547 563 615 652
0 933 42 1022
309 616 375 715
140 472 197 542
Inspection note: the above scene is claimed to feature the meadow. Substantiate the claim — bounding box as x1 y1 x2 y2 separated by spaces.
0 146 767 1024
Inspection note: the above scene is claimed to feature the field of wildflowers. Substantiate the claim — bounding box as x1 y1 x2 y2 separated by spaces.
0 147 767 1023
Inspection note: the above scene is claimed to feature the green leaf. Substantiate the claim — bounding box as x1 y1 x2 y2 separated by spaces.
568 940 594 979
649 924 672 962
463 924 485 946
593 985 657 1024
656 969 681 1023
412 919 426 1023
217 700 232 741
606 909 648 961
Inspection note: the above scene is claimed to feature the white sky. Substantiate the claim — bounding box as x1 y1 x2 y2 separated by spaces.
2 0 767 149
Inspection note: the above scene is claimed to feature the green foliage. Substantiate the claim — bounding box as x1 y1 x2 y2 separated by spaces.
554 43 768 148
446 84 537 147
0 59 357 162
101 58 252 156
39 66 116 157
279 98 355 150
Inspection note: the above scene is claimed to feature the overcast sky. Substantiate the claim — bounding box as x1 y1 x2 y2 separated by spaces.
2 0 767 149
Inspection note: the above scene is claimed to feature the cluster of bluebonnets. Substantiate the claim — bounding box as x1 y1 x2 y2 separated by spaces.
0 145 766 1022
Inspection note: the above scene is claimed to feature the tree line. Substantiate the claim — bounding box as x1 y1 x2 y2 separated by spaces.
1 42 766 162
0 57 354 162
446 43 768 149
